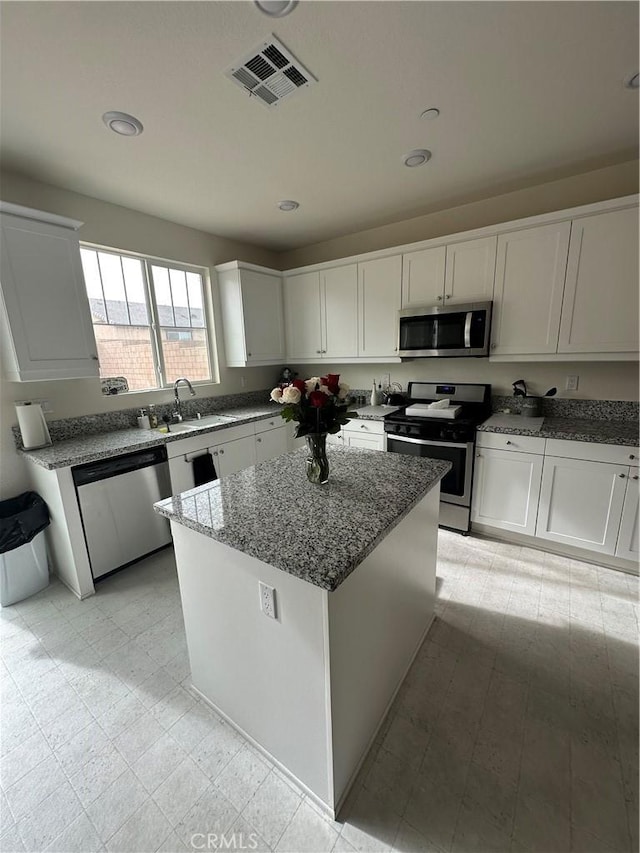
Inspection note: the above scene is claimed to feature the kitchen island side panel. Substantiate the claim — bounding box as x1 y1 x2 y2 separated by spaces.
169 522 333 806
327 485 440 808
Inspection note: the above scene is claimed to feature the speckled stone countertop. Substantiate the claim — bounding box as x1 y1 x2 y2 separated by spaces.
155 445 451 592
478 414 639 446
19 404 283 470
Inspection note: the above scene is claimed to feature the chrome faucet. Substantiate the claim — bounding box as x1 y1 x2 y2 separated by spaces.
172 377 196 421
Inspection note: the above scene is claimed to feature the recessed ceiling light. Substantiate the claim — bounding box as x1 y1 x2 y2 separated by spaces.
420 108 440 120
254 0 298 17
624 72 639 90
403 149 432 168
102 111 144 137
277 200 300 211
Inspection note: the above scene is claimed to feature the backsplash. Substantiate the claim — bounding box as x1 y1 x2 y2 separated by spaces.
12 390 272 448
492 396 639 421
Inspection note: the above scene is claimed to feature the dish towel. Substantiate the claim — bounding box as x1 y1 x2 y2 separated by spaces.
428 399 451 409
192 452 217 487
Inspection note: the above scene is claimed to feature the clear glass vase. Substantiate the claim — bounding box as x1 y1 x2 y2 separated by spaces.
305 433 329 484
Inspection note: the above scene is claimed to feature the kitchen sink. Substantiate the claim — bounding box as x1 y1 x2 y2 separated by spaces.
166 414 237 432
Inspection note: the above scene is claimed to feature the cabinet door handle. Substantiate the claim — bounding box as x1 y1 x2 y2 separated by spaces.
476 453 482 458
213 451 218 456
436 295 443 301
91 354 99 361
633 475 639 481
219 449 225 455
619 473 626 478
445 294 451 300
491 343 496 350
630 454 636 460
257 437 262 443
506 440 512 445
360 424 367 429
316 349 322 354
247 352 252 357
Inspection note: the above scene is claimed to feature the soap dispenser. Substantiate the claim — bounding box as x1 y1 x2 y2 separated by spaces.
370 379 378 407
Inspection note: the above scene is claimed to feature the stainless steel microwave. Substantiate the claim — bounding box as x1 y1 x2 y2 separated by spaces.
397 301 492 358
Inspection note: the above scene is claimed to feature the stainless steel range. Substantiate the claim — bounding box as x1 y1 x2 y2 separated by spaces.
384 382 491 532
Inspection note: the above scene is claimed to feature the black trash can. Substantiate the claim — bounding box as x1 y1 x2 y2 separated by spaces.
0 492 50 606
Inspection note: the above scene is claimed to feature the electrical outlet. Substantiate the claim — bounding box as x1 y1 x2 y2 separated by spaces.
240 375 246 389
259 582 277 619
565 375 579 392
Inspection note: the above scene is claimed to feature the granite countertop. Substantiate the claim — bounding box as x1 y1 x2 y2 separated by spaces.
352 405 401 421
19 404 283 470
155 445 451 592
478 413 639 446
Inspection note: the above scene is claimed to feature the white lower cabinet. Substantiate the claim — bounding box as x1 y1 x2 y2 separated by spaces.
255 425 288 463
536 456 628 555
616 469 639 560
472 447 543 536
213 435 256 476
341 420 385 451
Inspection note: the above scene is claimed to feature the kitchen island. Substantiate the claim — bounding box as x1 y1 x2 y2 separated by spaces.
155 445 450 817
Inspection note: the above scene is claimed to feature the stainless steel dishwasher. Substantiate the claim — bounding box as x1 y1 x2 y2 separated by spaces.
73 445 172 581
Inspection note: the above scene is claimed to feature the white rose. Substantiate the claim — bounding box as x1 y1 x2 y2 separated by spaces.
305 377 321 395
282 386 302 404
319 384 331 396
270 387 283 403
338 383 350 400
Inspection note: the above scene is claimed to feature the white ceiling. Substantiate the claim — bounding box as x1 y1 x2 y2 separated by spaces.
1 1 638 251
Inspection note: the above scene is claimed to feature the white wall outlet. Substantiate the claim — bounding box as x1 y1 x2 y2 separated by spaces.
240 374 247 389
259 582 277 619
565 375 579 392
16 399 52 413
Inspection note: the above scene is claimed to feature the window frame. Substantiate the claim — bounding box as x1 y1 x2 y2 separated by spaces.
80 242 217 392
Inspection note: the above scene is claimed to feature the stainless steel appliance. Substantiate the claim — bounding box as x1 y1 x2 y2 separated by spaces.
398 301 492 358
73 446 172 581
384 382 491 532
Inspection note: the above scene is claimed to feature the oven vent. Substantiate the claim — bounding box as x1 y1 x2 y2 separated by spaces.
225 35 317 108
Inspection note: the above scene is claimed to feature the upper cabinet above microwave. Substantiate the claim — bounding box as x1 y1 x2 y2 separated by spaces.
401 236 497 308
0 202 100 382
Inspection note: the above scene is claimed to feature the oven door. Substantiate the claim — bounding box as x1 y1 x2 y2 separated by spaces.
386 435 473 506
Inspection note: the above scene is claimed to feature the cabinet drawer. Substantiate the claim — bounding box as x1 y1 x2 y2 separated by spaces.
165 422 254 458
476 432 545 455
343 419 384 436
254 416 283 434
545 439 639 466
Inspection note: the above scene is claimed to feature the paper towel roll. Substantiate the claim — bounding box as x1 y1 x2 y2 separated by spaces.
16 403 52 450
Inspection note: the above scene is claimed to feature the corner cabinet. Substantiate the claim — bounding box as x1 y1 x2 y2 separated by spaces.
216 262 285 367
0 202 99 381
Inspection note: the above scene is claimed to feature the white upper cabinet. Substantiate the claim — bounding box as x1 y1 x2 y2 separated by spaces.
401 246 446 307
321 264 358 359
401 236 496 309
491 222 570 356
217 262 284 367
0 204 99 381
283 271 322 359
558 207 639 354
358 255 402 358
444 236 497 303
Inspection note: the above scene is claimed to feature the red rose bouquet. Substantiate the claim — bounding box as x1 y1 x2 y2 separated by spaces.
270 374 356 438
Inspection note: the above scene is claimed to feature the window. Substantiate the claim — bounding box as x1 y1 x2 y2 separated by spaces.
80 247 213 391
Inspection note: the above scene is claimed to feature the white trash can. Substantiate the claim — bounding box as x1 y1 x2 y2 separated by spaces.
0 529 49 607
0 491 50 607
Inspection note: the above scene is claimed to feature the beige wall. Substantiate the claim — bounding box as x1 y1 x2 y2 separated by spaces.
0 171 281 498
303 360 639 403
278 160 639 268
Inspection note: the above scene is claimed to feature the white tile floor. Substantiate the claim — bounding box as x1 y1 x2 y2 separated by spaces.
0 533 637 853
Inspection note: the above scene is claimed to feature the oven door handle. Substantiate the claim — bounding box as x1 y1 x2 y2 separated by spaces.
388 434 469 450
464 312 472 348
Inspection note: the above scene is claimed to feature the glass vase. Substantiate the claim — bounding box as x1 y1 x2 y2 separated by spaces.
305 433 330 484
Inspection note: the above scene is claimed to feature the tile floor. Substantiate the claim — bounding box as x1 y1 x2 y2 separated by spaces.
0 533 638 853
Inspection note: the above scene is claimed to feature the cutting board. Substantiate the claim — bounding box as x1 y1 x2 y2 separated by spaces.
405 404 462 419
481 414 544 432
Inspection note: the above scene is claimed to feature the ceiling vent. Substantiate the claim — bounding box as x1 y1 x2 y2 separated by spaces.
226 36 317 108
